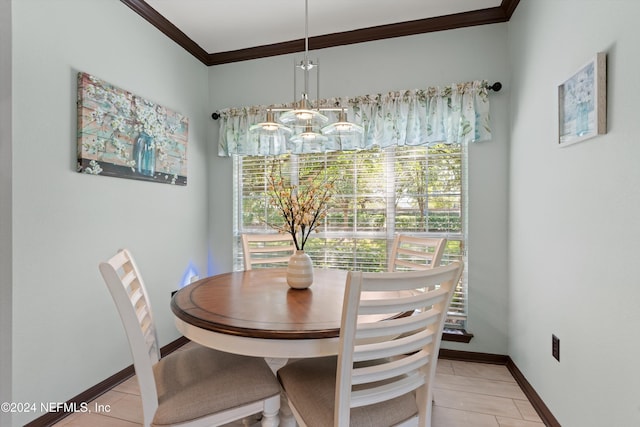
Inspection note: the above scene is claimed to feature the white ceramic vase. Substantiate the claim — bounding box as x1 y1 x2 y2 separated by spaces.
286 250 314 289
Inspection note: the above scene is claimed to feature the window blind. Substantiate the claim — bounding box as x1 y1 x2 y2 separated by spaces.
232 144 468 329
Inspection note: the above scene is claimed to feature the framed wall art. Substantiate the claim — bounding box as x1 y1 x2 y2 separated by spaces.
77 72 188 185
558 52 606 147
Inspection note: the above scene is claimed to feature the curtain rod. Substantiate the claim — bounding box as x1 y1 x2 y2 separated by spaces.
211 81 502 120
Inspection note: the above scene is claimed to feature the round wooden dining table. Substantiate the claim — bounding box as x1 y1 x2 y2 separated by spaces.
171 268 351 358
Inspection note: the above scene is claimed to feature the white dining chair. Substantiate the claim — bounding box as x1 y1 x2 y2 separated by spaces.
388 235 447 272
242 233 296 270
277 261 464 427
99 249 281 427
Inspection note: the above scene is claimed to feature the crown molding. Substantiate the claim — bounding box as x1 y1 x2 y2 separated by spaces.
121 0 521 66
120 0 210 64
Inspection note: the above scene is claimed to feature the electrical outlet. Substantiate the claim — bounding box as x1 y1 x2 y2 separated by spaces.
552 334 560 362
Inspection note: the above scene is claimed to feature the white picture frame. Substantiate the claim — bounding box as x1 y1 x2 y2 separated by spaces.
558 52 607 147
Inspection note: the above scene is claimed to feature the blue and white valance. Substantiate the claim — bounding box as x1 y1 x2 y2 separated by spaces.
218 80 492 157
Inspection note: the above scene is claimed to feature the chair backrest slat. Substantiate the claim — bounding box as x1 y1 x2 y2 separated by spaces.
335 261 463 426
351 349 428 385
358 287 449 315
388 235 447 272
130 287 143 305
355 309 440 341
353 329 435 362
350 373 425 408
363 267 456 292
121 269 137 288
242 233 296 270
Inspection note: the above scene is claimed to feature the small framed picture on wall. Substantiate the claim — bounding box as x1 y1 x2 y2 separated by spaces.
558 52 607 147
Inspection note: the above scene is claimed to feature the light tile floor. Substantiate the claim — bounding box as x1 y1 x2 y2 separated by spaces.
54 349 544 427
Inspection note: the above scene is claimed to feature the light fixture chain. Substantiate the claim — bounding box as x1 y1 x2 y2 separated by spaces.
248 0 363 148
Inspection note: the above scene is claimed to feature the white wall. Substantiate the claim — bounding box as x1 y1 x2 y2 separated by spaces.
1 0 13 425
508 1 640 425
11 0 209 424
208 24 511 355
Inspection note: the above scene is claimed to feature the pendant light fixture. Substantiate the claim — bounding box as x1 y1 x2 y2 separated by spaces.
250 0 363 151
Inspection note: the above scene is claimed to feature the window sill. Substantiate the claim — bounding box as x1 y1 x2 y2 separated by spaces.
443 329 474 343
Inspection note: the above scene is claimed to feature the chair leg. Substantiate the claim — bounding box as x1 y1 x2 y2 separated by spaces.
426 393 434 427
278 392 297 427
261 394 281 427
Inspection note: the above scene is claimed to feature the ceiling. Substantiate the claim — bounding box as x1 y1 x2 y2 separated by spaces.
122 0 520 66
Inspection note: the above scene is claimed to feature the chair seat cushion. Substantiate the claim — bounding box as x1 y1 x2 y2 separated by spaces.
152 345 281 426
278 356 418 427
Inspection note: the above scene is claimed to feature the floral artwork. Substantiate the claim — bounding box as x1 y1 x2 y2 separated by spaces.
558 53 606 146
77 72 188 185
266 161 334 250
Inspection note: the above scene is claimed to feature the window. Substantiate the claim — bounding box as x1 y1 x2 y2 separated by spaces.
233 144 468 329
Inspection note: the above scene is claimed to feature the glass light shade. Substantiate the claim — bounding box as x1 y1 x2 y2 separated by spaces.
321 121 364 136
249 121 292 135
321 109 363 140
279 108 329 127
249 110 293 137
290 130 328 144
289 129 328 154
